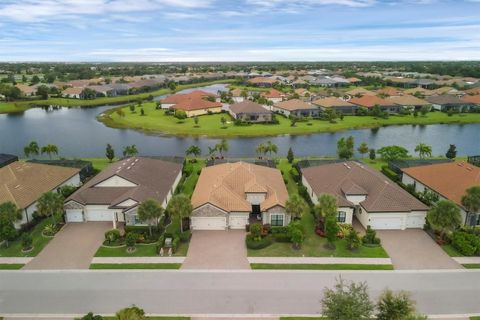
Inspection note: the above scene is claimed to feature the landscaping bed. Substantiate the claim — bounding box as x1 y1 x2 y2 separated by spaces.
250 263 393 270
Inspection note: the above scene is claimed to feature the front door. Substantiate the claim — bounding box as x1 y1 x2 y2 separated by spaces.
250 205 262 224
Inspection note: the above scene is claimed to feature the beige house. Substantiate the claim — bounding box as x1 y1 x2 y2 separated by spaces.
161 90 222 117
191 162 289 230
0 161 81 229
228 101 273 123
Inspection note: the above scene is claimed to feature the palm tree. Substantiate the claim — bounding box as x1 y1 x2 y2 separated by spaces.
265 140 278 158
285 194 308 220
36 191 64 225
24 141 39 158
207 146 217 159
314 193 338 231
427 200 461 239
414 143 432 159
256 143 267 158
167 194 192 233
461 186 480 226
137 199 164 237
123 145 139 157
215 139 229 157
41 144 59 159
185 145 201 161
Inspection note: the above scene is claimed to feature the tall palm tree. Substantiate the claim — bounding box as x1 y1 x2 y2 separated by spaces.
414 143 432 159
137 199 164 237
256 143 267 157
265 140 278 158
314 193 338 231
167 194 192 233
185 145 201 161
24 141 39 158
41 144 59 159
36 191 64 225
285 194 308 220
215 139 229 157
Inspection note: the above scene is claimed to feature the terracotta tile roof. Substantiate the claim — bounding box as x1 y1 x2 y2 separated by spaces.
261 89 284 99
230 88 243 97
161 90 221 111
274 99 315 111
62 87 83 95
431 87 459 95
387 95 430 106
229 101 271 114
349 95 396 108
67 157 182 209
345 87 376 96
302 161 428 212
248 77 278 85
161 90 216 104
0 162 79 209
312 97 355 108
462 95 480 104
377 86 402 96
402 162 480 208
465 88 480 95
15 84 37 94
404 87 435 96
294 88 309 96
347 77 362 83
191 162 288 213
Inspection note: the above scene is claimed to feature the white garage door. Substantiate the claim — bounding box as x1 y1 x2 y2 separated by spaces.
406 214 426 228
66 209 83 222
191 217 226 230
369 216 403 230
87 209 114 221
229 215 249 229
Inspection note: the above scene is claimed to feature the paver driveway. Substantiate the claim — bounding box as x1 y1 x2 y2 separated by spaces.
23 222 111 270
377 229 461 269
182 230 250 269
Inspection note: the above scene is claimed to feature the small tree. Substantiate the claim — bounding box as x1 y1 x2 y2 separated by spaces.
220 116 227 127
0 202 22 247
215 139 229 157
461 186 480 226
41 144 59 159
123 145 139 157
376 289 419 320
345 229 361 251
314 193 338 230
167 194 192 233
290 228 304 250
285 194 308 220
21 233 33 251
36 191 64 225
420 105 430 116
377 145 409 161
445 144 457 159
427 200 461 239
174 110 187 121
137 199 164 237
321 278 374 320
357 142 369 158
287 147 295 164
129 104 136 113
106 143 115 162
369 148 376 161
362 225 380 245
116 305 145 320
250 222 262 241
193 116 199 127
337 136 354 160
81 312 104 320
125 232 137 249
140 108 145 116
24 141 39 158
325 217 339 249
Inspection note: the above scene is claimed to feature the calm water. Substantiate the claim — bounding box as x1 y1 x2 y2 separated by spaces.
0 84 479 158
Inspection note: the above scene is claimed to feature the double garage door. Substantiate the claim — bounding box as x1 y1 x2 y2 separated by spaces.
368 213 426 230
191 217 226 230
66 208 114 223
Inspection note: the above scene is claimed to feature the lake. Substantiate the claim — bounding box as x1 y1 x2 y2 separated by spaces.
1 84 479 158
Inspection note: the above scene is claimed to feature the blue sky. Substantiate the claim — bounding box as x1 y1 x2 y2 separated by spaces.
1 0 480 61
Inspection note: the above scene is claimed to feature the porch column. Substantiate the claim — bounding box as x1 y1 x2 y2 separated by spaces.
113 212 117 229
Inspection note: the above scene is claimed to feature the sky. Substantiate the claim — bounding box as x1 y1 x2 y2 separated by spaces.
1 0 480 62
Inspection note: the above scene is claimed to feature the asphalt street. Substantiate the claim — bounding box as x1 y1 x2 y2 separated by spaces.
0 270 479 317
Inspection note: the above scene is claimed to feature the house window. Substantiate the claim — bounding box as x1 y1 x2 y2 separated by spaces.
271 214 284 226
337 211 347 223
133 215 143 225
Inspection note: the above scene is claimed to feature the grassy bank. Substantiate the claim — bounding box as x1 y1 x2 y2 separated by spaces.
100 104 480 137
251 263 394 270
0 79 234 114
0 264 24 270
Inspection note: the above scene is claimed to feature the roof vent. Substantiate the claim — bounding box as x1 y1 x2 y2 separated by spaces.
344 163 351 169
127 166 131 170
466 167 472 171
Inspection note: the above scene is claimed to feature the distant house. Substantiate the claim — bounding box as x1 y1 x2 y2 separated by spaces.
349 95 400 113
401 162 480 226
62 87 83 99
0 161 81 229
190 162 289 230
404 87 435 97
387 95 431 110
261 88 285 103
426 95 473 111
294 88 310 97
87 85 114 97
344 87 376 99
301 161 428 230
377 86 402 97
15 84 37 97
161 90 222 117
462 95 480 108
230 88 246 103
271 99 320 117
228 101 272 123
64 157 182 227
347 77 362 85
312 97 358 114
248 77 278 87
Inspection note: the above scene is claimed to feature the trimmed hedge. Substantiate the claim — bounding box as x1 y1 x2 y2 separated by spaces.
452 231 480 256
246 234 273 249
270 226 289 234
381 165 399 182
273 233 292 243
179 230 192 242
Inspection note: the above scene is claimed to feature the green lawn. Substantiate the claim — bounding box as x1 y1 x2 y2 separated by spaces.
442 244 464 257
280 317 327 320
0 80 234 114
100 105 480 137
0 264 24 270
89 263 181 269
94 244 159 257
82 157 115 171
463 264 480 269
0 218 55 257
251 263 393 270
181 161 206 198
470 317 480 320
103 317 189 320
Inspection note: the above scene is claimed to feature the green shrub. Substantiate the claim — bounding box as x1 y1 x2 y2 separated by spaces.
345 230 361 251
250 223 263 240
125 232 138 248
451 231 480 256
21 233 33 250
381 166 399 182
273 233 292 243
172 237 180 253
104 229 120 243
179 230 192 242
289 167 301 183
289 220 304 233
158 234 165 247
362 226 381 245
298 185 313 205
246 234 273 249
291 228 304 248
43 223 57 236
270 226 289 234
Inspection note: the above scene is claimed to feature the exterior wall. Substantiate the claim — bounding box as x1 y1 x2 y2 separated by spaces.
235 112 273 123
95 175 137 187
162 170 182 208
124 207 148 226
337 206 354 224
267 97 282 104
302 175 316 204
246 193 266 205
263 206 289 226
185 107 222 117
271 106 291 117
232 96 244 103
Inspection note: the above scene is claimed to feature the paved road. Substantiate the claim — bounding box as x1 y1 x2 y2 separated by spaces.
0 270 479 317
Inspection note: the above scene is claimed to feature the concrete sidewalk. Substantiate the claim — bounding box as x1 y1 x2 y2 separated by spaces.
91 257 185 264
248 257 392 265
0 257 33 264
453 257 480 264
